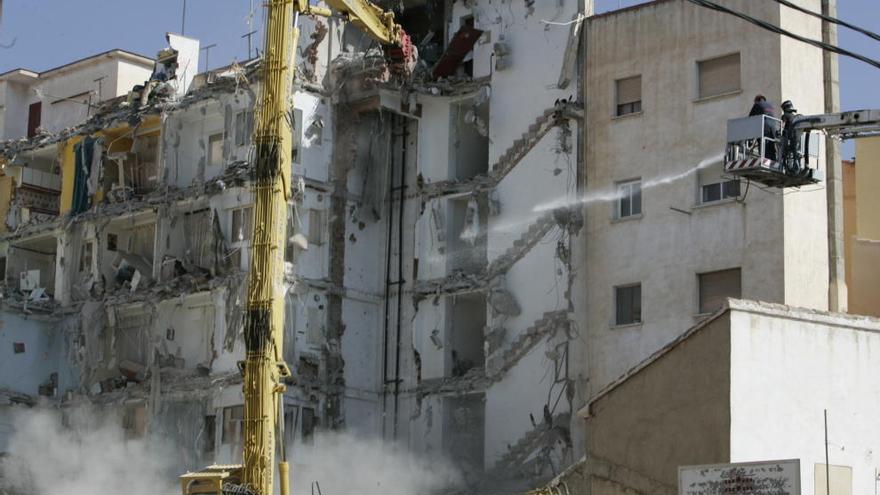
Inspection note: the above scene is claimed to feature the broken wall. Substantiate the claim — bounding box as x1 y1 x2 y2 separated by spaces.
0 311 77 398
407 0 582 482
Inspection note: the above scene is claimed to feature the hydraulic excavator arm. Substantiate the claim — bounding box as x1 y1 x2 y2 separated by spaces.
298 0 416 75
179 2 413 495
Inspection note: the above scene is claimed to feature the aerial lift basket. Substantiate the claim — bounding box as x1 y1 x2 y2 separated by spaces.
724 114 823 189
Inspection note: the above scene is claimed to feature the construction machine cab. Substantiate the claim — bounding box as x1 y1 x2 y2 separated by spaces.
724 111 823 188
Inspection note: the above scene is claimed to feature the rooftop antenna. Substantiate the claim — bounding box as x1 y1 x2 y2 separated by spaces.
201 43 218 73
242 30 258 59
244 0 258 58
181 0 187 35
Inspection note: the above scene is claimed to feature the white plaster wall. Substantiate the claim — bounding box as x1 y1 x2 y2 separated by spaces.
408 0 582 469
581 0 821 392
115 59 154 97
485 342 562 466
413 298 448 380
728 306 880 495
341 297 383 435
0 311 77 397
153 292 215 369
295 91 332 184
476 0 580 468
414 96 453 183
295 190 328 280
778 0 830 311
166 100 222 187
0 80 35 140
37 59 120 134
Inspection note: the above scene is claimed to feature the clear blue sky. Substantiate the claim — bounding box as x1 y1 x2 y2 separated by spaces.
1 0 877 155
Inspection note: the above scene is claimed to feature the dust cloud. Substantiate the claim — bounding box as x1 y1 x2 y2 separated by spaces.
1 407 461 495
0 407 176 495
290 432 462 495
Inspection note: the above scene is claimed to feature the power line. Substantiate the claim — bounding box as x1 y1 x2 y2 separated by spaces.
684 0 880 71
770 0 880 43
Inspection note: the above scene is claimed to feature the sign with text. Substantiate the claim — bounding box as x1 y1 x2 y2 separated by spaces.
679 459 801 494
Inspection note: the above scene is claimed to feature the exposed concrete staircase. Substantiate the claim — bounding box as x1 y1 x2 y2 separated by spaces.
414 211 559 298
486 310 569 379
490 412 572 477
420 101 581 199
488 107 561 181
485 212 557 279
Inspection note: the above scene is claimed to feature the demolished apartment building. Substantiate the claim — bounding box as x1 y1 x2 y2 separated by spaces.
0 1 586 490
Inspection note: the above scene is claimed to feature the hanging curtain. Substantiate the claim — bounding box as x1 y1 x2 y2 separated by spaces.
72 138 95 214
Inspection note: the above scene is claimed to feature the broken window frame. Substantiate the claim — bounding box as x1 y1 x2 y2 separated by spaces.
221 405 245 446
230 207 253 244
234 110 255 148
107 233 118 252
229 206 253 270
208 133 224 168
202 415 217 459
292 109 303 165
614 283 642 326
80 241 95 274
615 179 642 219
301 406 316 445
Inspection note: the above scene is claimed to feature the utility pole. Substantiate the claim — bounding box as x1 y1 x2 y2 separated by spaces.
201 43 217 73
822 0 847 313
824 410 831 495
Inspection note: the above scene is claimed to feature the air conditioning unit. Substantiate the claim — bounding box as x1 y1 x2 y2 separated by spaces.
20 269 40 291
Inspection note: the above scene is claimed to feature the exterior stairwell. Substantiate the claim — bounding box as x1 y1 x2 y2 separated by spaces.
414 211 559 297
420 101 580 199
486 310 569 379
488 107 560 182
489 412 572 477
485 212 557 279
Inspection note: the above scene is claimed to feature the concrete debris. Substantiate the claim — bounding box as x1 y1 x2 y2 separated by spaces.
488 287 520 317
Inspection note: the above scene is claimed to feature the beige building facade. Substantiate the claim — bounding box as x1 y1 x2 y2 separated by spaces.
576 0 832 393
845 137 880 317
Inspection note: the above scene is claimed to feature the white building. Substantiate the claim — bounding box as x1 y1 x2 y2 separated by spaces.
0 49 154 140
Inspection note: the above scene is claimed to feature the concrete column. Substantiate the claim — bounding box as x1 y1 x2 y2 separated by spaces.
822 0 847 312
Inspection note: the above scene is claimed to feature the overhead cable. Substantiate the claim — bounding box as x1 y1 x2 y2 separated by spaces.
771 0 880 43
684 0 880 70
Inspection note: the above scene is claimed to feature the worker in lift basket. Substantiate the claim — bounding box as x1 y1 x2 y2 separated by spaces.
749 94 779 161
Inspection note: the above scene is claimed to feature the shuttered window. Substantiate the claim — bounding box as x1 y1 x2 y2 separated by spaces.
698 268 741 314
615 76 642 116
698 53 741 99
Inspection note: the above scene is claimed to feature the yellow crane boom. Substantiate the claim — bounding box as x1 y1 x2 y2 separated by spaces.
179 2 413 495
